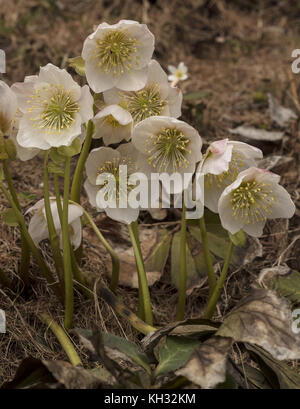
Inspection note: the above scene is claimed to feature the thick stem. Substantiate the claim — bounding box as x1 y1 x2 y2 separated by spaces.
0 183 62 301
176 203 187 321
199 216 217 296
39 313 82 366
43 153 64 285
131 221 145 321
70 120 94 204
69 201 120 293
62 157 73 330
2 160 30 287
203 241 234 319
128 221 153 326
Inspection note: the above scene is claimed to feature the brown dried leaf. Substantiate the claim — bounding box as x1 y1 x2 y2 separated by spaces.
217 289 300 360
175 336 233 389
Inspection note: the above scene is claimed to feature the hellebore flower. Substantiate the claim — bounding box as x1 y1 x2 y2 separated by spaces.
27 198 83 250
132 116 202 194
84 143 142 224
93 104 133 145
12 64 93 150
82 20 155 93
218 167 295 237
0 81 17 136
103 60 182 123
198 139 263 213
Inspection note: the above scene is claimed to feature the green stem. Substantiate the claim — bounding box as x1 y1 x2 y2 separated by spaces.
69 201 120 293
0 266 11 288
39 313 82 366
53 174 63 224
128 221 153 326
2 160 30 287
0 182 62 300
176 203 187 321
203 241 234 319
62 157 73 330
199 216 217 296
43 153 64 285
70 120 94 204
131 220 145 320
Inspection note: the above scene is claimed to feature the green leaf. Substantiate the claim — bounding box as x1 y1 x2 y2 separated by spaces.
229 230 246 247
155 336 200 377
171 231 197 290
247 345 300 389
1 208 19 226
259 268 300 304
68 56 85 76
57 137 82 157
183 90 211 101
144 229 171 276
19 191 36 201
102 332 151 374
48 162 64 176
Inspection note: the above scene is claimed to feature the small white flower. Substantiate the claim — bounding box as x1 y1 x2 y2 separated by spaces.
103 60 182 123
82 20 155 93
12 63 93 150
84 143 140 224
131 116 202 194
168 62 188 84
0 80 17 136
198 139 263 213
27 198 83 250
93 104 133 145
218 167 295 237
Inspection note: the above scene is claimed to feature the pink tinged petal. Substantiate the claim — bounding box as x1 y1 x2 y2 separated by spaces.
210 139 228 155
115 65 148 91
202 142 232 175
105 207 140 225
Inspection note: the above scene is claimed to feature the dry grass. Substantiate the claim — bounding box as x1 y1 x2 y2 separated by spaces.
0 0 300 385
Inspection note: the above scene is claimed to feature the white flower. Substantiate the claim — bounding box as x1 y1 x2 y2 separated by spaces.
27 198 83 250
103 60 182 123
11 63 93 150
84 143 140 224
198 139 263 213
0 81 17 136
131 116 202 193
168 62 188 83
82 20 155 93
93 104 133 145
218 167 295 237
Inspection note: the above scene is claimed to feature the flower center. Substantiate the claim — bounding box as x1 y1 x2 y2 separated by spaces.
230 180 275 224
28 86 79 133
146 127 191 172
95 29 139 76
104 114 122 128
205 151 245 189
119 83 166 123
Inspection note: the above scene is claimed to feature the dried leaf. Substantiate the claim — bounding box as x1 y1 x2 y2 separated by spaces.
175 336 233 389
258 266 300 303
268 93 297 127
229 126 283 143
217 289 300 360
258 155 293 172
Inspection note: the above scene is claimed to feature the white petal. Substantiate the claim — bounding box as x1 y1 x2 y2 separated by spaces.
105 207 139 224
78 85 94 123
201 140 232 175
268 184 295 219
85 59 117 93
41 114 82 148
69 218 82 250
39 64 81 99
84 179 99 208
17 115 51 150
168 75 177 82
0 81 17 126
28 212 48 246
11 76 38 113
168 65 177 74
94 105 132 125
85 147 120 184
218 192 243 234
168 86 183 118
116 66 148 91
243 222 265 237
102 123 132 145
146 60 169 99
103 88 120 105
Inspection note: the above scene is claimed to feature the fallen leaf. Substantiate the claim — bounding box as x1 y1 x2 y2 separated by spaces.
268 93 297 127
258 155 293 172
175 336 233 389
229 126 283 143
258 266 300 303
216 289 300 360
